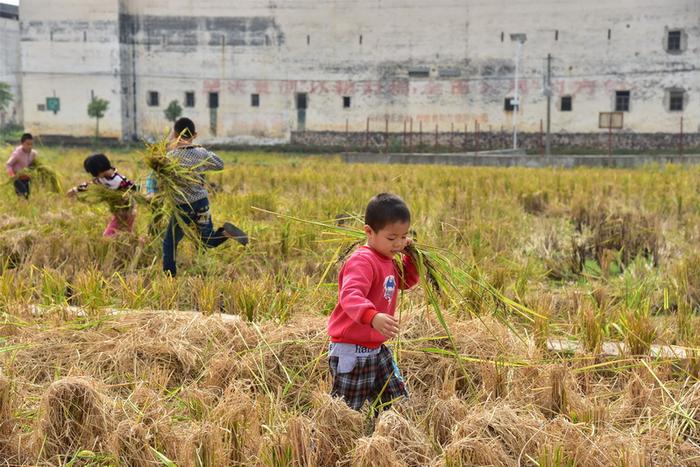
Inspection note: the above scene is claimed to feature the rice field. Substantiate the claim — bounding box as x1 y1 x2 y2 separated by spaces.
1 145 700 466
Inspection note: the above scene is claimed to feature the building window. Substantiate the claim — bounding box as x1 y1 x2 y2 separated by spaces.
615 91 630 112
560 95 572 111
554 30 559 41
184 92 195 108
438 68 461 78
343 96 351 108
504 97 516 112
669 90 684 112
208 92 219 109
667 30 682 52
251 94 260 107
147 91 159 107
408 69 430 78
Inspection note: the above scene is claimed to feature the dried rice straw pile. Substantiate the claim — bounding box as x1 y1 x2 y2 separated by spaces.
444 402 547 465
348 435 402 467
110 420 156 467
310 391 364 466
33 376 113 462
373 409 435 466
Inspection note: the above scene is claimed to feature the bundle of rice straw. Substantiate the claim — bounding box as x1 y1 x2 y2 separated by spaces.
33 377 113 462
0 372 11 435
16 159 61 193
310 391 364 466
348 435 402 467
143 136 219 244
110 420 156 467
76 183 145 214
373 410 435 466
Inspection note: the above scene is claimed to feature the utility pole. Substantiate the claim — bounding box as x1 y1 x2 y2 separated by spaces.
510 34 527 150
545 54 552 156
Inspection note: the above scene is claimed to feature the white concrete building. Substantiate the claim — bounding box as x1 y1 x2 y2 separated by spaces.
17 0 700 142
0 3 20 127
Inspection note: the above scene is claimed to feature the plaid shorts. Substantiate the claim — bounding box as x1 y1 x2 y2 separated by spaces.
329 345 408 411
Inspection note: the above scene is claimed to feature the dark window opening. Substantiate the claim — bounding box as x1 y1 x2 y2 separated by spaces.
607 29 611 40
667 30 681 51
615 91 630 112
147 91 159 107
37 104 46 111
561 96 572 111
555 30 559 41
500 31 504 42
251 94 260 107
669 91 684 111
359 34 363 45
343 96 351 108
408 69 430 78
296 93 307 110
439 68 461 78
0 6 19 20
208 92 219 109
306 35 310 45
504 97 516 112
184 92 195 108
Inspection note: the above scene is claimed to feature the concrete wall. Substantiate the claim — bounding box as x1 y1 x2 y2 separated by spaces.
20 0 123 138
291 130 700 152
0 4 20 126
18 0 700 142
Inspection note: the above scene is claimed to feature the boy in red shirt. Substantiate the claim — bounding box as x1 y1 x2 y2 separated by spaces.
327 193 419 411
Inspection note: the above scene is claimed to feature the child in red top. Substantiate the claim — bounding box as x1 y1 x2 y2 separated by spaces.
327 193 419 411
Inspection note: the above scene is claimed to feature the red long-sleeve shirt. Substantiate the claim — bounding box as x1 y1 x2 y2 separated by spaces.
327 245 419 348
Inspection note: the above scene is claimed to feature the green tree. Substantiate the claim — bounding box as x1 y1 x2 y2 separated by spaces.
164 100 183 123
0 82 13 131
87 96 109 141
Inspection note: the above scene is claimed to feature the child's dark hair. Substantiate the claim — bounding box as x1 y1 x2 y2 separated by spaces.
174 117 196 139
365 193 411 232
20 133 32 143
83 153 112 177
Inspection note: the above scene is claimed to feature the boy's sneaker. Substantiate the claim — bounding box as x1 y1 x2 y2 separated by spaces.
223 222 248 246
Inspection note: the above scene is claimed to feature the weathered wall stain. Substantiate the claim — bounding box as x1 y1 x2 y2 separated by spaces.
118 14 284 49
